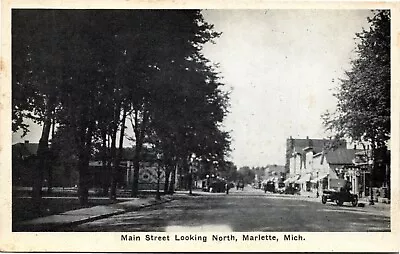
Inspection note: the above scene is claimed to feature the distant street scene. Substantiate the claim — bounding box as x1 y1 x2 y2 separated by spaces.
11 9 391 232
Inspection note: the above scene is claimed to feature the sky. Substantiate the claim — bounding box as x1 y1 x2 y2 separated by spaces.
12 9 372 168
200 9 372 167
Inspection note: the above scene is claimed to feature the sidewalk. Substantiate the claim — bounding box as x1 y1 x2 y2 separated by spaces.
262 190 390 213
296 191 390 207
293 191 390 216
14 195 173 231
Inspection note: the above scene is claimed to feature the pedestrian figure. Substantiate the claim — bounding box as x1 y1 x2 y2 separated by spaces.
225 183 229 194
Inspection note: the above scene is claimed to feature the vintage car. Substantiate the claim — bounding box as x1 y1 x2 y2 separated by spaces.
276 182 286 194
285 184 300 195
263 181 275 193
237 181 244 190
321 179 358 206
209 178 227 193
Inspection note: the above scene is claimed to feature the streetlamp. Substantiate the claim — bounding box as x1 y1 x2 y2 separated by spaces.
189 153 196 195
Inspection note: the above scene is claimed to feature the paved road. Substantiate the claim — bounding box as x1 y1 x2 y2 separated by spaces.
65 188 390 232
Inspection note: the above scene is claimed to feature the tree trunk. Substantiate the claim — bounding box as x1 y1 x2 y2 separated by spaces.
131 144 141 197
47 117 56 195
156 163 161 200
130 109 148 197
164 167 171 194
32 98 53 211
78 121 94 206
109 130 118 200
164 157 173 194
177 160 183 190
116 107 127 186
101 129 109 196
182 156 191 194
168 162 177 194
78 149 89 205
109 102 123 200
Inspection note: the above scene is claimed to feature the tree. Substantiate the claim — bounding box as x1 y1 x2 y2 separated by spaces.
237 166 255 184
12 10 66 207
126 10 226 196
322 10 390 189
12 9 230 203
323 10 390 144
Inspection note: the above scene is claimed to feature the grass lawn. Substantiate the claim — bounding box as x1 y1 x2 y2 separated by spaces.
12 188 165 225
12 196 120 224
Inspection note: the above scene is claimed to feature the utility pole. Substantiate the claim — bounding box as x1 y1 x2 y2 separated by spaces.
316 171 319 198
155 153 162 200
369 147 374 205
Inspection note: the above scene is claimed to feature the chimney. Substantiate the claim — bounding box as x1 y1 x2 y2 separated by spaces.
24 140 29 144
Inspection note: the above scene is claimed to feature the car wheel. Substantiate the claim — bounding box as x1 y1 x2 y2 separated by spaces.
322 196 327 204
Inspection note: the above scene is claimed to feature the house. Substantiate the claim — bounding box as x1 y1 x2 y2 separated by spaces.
312 148 362 194
13 140 81 188
90 146 176 191
12 141 39 186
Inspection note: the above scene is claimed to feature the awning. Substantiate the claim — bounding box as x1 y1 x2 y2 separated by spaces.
296 173 311 183
310 173 328 183
284 175 300 183
264 176 278 182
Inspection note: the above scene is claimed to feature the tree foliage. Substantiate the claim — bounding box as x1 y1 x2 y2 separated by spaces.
12 10 231 203
322 10 390 147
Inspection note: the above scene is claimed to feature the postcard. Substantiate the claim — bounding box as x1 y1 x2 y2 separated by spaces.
0 0 399 252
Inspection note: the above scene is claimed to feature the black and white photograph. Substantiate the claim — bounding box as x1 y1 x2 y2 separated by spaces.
1 2 399 252
9 8 392 232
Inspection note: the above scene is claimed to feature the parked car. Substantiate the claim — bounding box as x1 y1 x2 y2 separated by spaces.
276 182 285 194
237 181 244 190
321 179 358 206
285 184 300 195
209 179 226 193
264 181 275 193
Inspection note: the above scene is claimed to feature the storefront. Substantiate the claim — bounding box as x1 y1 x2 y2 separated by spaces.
296 173 311 192
310 173 328 196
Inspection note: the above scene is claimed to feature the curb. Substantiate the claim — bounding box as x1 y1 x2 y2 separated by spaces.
14 197 173 232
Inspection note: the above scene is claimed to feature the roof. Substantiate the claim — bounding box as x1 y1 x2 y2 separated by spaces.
324 148 363 165
289 138 347 155
295 139 326 154
12 142 39 158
